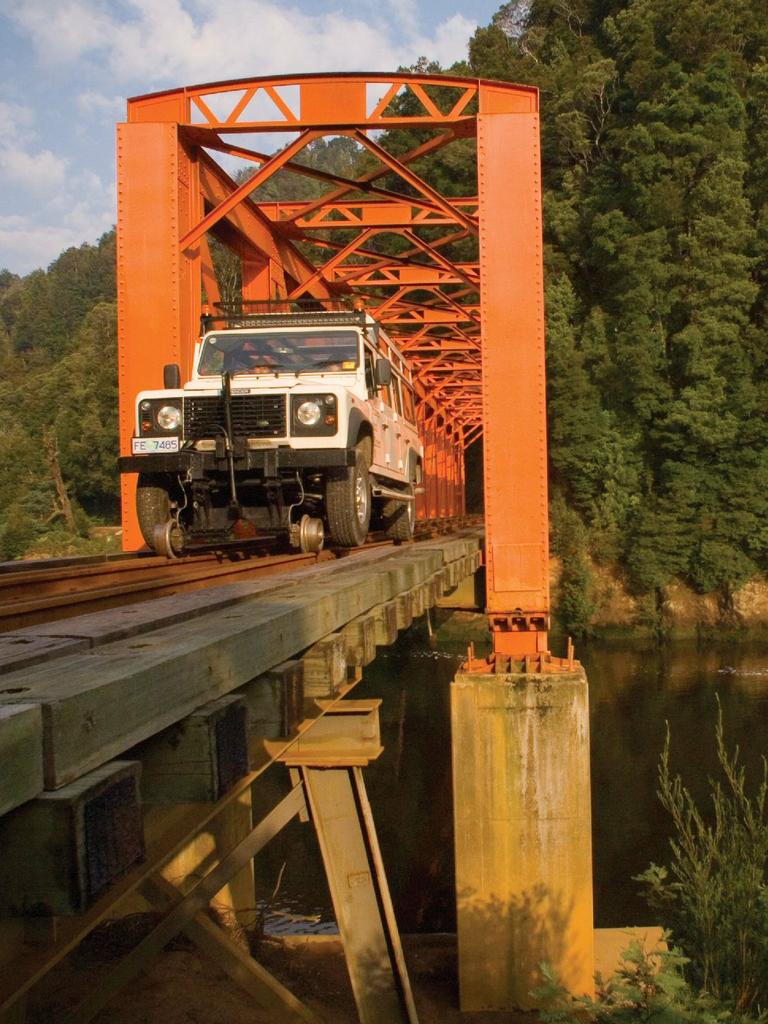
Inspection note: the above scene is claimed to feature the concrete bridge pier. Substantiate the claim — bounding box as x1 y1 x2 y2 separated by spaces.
451 666 594 1011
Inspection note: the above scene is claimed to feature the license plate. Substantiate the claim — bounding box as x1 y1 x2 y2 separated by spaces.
131 437 180 454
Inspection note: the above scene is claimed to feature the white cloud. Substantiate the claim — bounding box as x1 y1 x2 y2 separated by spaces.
383 0 421 38
0 174 115 272
76 91 125 117
0 100 35 138
428 13 476 67
0 147 68 191
0 96 69 194
0 216 97 273
5 0 114 63
0 93 115 272
0 95 69 199
9 0 474 86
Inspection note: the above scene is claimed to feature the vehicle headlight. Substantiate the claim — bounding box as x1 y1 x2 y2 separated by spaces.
156 405 182 430
296 400 322 427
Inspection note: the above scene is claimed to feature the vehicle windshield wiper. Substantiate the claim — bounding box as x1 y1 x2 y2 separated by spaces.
296 360 350 373
231 363 290 374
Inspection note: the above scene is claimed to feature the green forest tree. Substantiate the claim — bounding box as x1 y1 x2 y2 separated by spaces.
468 0 768 604
0 234 117 557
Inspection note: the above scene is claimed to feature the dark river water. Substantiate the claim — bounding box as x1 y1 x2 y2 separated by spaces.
253 618 768 932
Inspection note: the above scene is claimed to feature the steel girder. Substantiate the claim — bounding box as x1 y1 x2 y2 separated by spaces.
117 72 550 657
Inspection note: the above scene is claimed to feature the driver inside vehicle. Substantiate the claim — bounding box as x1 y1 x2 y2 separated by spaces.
226 339 276 374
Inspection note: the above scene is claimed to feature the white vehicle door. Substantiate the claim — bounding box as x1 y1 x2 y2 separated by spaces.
364 345 395 473
375 380 399 474
399 380 419 479
389 377 408 476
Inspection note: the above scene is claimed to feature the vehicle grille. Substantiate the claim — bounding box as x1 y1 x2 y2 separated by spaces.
183 395 286 439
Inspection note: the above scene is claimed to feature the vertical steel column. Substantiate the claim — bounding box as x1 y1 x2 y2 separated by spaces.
241 248 289 303
446 429 456 518
448 428 459 518
241 256 270 303
436 425 447 518
458 437 467 516
477 100 550 657
116 121 201 550
446 429 455 518
415 405 427 521
425 415 438 520
443 428 452 518
453 90 594 1013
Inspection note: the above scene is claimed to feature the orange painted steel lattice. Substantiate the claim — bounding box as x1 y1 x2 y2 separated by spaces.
117 72 551 661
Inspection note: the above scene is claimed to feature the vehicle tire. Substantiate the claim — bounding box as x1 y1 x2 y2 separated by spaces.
381 483 415 542
326 441 371 547
136 474 173 549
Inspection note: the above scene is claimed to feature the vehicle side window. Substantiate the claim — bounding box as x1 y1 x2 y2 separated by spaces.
401 384 415 422
391 377 403 415
364 348 377 397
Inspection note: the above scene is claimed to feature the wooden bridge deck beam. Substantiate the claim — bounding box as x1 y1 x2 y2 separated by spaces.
0 533 480 1018
0 534 481 796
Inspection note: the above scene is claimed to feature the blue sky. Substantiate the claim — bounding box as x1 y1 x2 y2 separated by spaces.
0 0 499 276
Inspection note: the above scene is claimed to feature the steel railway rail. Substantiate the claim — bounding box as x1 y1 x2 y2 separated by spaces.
0 517 477 633
0 547 337 633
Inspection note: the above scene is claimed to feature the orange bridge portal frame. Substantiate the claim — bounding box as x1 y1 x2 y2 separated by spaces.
117 73 551 664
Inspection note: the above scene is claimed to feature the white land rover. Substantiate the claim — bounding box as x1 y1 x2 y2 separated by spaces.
118 307 423 556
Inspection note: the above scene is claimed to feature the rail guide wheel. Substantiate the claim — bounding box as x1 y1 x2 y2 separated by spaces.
152 521 184 559
290 514 324 554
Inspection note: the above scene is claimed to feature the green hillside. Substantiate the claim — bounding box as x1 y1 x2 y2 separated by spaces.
0 234 118 559
468 1 768 629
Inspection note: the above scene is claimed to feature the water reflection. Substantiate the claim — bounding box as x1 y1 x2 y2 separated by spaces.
359 638 460 933
253 625 768 932
585 640 768 926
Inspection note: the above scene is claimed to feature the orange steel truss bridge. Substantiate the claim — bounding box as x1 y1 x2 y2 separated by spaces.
118 72 552 666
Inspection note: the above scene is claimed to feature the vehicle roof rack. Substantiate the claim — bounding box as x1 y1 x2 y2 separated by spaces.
201 298 368 332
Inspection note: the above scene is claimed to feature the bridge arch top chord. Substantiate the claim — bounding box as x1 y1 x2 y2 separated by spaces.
126 72 539 130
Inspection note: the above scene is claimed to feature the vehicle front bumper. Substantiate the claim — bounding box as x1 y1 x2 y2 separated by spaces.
118 446 355 476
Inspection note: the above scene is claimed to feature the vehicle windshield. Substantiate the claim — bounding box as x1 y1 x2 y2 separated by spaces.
198 329 360 376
